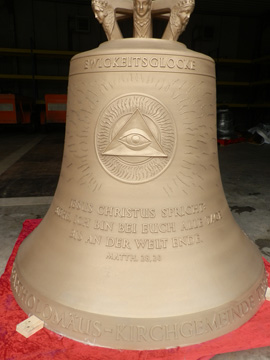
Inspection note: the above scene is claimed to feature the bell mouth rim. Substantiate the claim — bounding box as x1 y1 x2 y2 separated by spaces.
11 260 266 350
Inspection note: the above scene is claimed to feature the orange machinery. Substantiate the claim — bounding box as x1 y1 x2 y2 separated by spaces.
41 94 67 124
0 94 33 125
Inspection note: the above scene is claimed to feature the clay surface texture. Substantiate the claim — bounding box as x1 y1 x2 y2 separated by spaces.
11 0 266 350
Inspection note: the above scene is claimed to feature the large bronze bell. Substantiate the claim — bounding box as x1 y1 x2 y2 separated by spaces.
11 0 266 350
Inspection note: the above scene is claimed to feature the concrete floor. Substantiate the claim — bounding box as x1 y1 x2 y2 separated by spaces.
0 129 270 358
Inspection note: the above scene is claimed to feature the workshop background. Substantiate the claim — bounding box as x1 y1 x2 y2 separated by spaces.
0 0 270 129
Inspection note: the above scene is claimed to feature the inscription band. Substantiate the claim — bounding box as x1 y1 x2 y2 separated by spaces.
70 53 215 77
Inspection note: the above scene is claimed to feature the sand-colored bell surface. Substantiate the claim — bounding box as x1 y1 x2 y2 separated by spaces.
11 0 266 350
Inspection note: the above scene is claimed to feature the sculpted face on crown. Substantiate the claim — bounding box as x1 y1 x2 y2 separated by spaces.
178 5 194 29
92 0 107 23
134 0 152 17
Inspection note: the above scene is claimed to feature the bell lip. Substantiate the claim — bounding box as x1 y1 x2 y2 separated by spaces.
10 260 266 350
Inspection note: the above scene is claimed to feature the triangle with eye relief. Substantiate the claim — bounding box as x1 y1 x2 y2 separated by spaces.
102 109 167 157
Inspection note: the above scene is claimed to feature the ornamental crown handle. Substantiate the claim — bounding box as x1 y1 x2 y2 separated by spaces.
91 0 195 41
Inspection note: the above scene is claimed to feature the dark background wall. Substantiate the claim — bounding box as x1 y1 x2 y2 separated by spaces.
0 0 269 130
